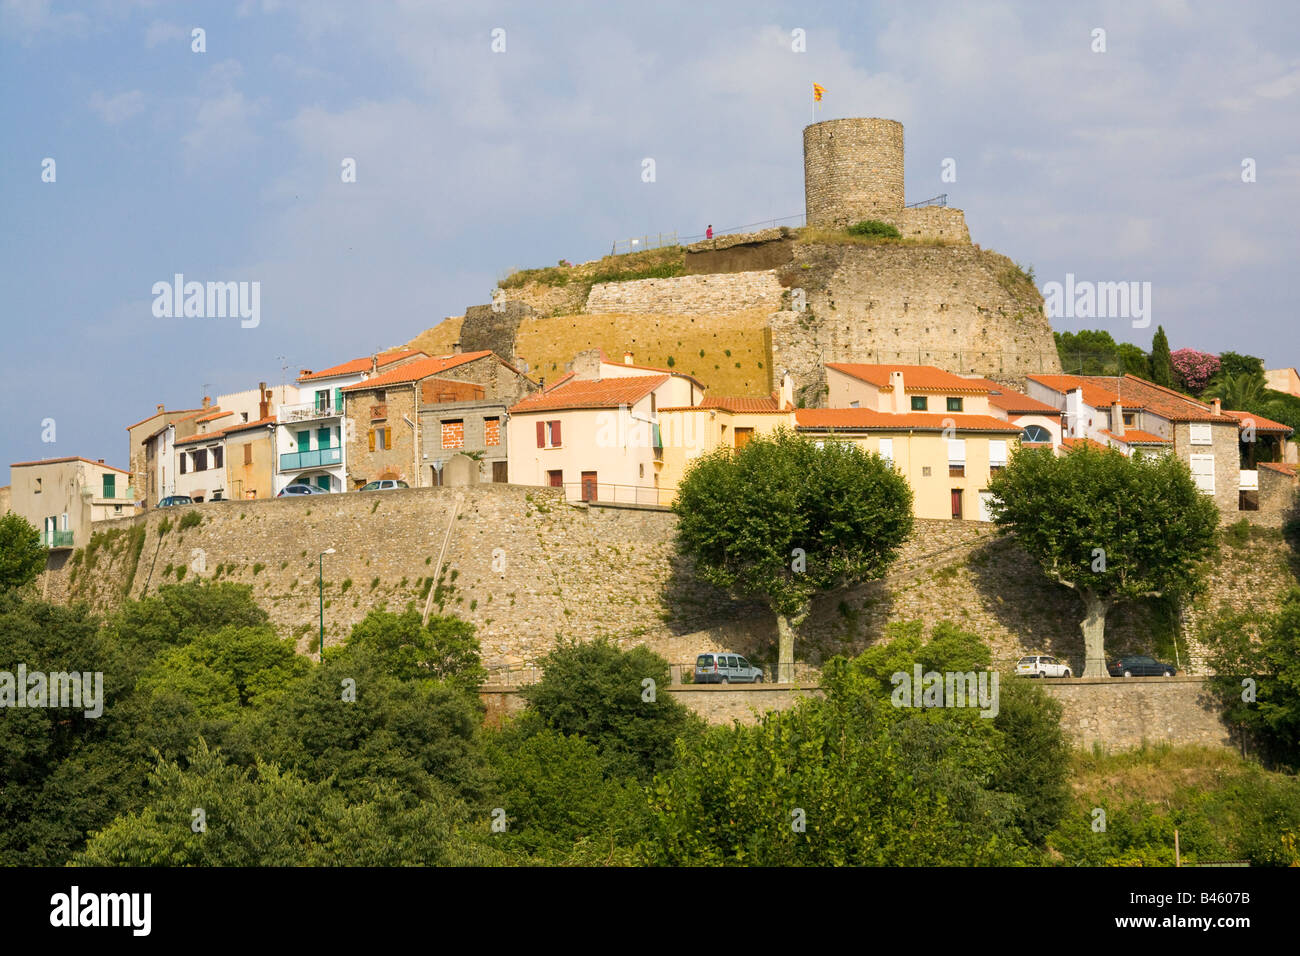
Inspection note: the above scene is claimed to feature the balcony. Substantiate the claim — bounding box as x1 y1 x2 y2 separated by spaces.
278 401 340 424
279 447 342 471
43 530 74 549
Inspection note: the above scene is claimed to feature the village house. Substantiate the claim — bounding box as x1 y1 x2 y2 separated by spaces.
7 457 134 549
173 407 236 502
125 403 206 507
507 353 700 504
343 350 536 489
275 348 426 494
957 376 1063 447
1026 373 1297 518
222 415 278 500
139 401 217 505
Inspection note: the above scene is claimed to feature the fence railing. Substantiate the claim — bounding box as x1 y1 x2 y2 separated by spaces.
278 401 338 424
905 193 948 208
609 232 678 256
548 480 678 508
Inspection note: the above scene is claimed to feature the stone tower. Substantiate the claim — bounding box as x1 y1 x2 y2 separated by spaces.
803 118 905 227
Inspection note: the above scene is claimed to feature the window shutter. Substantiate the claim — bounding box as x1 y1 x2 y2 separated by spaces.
368 429 376 452
989 440 1007 466
948 439 966 464
384 427 392 448
536 421 545 448
878 438 893 463
333 387 342 413
552 421 561 446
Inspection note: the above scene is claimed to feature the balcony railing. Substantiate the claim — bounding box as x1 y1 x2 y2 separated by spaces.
43 530 74 549
278 401 339 424
279 447 342 471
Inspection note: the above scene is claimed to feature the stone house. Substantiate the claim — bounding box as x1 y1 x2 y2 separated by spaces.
125 403 206 506
140 402 217 505
343 350 536 489
7 456 134 550
275 348 427 494
1026 373 1296 520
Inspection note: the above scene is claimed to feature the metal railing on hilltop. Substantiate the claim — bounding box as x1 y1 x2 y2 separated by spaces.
905 193 948 208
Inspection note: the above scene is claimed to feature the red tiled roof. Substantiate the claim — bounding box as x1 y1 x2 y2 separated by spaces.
1098 428 1171 445
224 415 277 435
1029 373 1239 424
826 363 992 393
543 371 576 392
1222 409 1293 433
195 409 233 424
598 351 706 388
1060 437 1108 451
509 375 668 413
1260 462 1297 477
341 352 495 391
299 348 428 382
794 409 1021 433
961 377 1061 415
124 406 204 431
175 430 230 446
10 456 130 474
661 395 794 414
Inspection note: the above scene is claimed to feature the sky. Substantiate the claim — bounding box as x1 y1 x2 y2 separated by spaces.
2 0 1298 477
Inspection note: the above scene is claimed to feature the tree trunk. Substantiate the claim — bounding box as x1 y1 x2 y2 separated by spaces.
776 607 806 684
1080 590 1111 677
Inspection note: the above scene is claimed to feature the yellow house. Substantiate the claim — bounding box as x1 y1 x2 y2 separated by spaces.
794 408 1023 520
826 363 993 416
224 416 278 500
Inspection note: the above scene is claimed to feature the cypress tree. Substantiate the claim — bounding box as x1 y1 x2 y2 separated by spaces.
1150 325 1174 388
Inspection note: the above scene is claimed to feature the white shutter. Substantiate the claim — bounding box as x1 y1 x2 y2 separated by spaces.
948 439 966 465
1190 423 1212 445
988 440 1007 467
878 438 893 464
1189 454 1215 494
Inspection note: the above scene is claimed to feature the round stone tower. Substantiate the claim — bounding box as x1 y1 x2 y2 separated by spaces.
803 118 904 227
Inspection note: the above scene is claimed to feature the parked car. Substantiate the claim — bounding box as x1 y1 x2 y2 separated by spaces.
1107 656 1177 678
694 652 764 684
277 483 326 497
1014 654 1072 678
157 495 193 507
360 480 409 491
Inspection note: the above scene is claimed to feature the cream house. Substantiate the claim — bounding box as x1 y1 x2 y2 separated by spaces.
7 457 134 549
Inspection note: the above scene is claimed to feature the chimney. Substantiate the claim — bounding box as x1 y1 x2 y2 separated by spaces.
1211 398 1222 416
371 354 379 374
1111 400 1125 437
202 396 211 409
779 371 794 409
890 370 906 414
258 381 270 419
156 403 165 414
452 341 462 355
624 350 634 365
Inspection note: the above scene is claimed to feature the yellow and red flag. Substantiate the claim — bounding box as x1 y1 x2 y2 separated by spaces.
813 83 826 102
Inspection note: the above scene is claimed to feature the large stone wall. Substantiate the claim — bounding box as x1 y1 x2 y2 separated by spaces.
803 118 904 226
480 679 1232 751
771 242 1061 403
683 229 797 275
585 271 785 315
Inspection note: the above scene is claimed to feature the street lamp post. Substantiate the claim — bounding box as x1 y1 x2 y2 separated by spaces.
319 548 336 661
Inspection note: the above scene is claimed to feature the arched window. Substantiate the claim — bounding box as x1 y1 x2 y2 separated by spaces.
1021 424 1051 443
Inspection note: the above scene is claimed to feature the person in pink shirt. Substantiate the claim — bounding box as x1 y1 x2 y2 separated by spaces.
705 224 713 239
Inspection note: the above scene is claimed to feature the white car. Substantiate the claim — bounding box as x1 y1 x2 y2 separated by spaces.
1014 654 1072 678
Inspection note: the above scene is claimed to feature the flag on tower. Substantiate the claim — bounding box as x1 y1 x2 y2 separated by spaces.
813 83 826 102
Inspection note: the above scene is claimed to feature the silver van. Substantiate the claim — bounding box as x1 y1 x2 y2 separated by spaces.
694 652 764 684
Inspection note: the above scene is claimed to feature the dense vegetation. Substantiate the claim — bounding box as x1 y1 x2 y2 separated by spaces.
1 575 1296 866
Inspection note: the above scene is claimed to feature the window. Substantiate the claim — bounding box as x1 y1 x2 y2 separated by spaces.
484 417 501 447
102 474 115 498
317 428 331 449
212 446 223 469
194 449 208 472
947 397 963 412
849 400 860 409
1190 423 1212 445
244 444 253 465
1189 454 1215 493
922 466 932 477
1021 424 1051 443
315 389 331 413
369 427 392 451
547 470 563 487
180 454 187 475
297 430 311 452
241 412 249 423
734 427 754 449
948 438 966 477
536 420 562 448
442 419 464 449
35 477 41 493
989 439 1008 471
877 438 894 465
1122 413 1134 426
911 396 928 411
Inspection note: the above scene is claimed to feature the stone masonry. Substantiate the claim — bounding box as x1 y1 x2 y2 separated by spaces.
584 271 786 315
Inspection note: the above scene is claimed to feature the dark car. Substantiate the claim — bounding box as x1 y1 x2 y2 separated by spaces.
1107 655 1177 678
277 483 326 497
157 495 193 507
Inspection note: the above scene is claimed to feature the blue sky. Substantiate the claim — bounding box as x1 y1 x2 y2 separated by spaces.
2 0 1297 477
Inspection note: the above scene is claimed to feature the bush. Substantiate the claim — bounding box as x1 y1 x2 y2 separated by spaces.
179 511 202 530
847 219 901 239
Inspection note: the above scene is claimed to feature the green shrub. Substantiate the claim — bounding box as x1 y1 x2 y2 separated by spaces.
847 219 901 239
179 511 202 530
252 563 265 576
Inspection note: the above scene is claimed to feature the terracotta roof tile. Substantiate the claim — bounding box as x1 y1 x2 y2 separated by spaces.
299 348 428 382
1029 373 1241 424
1222 409 1293 433
794 409 1021 433
1098 428 1171 445
340 352 496 391
660 395 794 413
195 409 233 424
826 363 993 393
10 456 131 474
509 375 668 413
224 415 277 435
124 406 204 431
1259 462 1297 477
960 377 1061 415
1060 437 1109 451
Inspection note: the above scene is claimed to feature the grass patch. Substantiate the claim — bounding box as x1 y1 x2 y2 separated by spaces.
179 511 202 530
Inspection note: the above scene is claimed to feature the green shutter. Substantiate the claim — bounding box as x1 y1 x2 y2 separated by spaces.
297 430 311 451
316 475 330 491
333 388 342 414
103 474 115 498
317 427 331 449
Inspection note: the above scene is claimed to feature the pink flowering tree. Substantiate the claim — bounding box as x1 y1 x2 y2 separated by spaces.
1170 349 1220 395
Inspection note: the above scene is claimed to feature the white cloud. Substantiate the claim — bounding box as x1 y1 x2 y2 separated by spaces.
88 89 144 124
